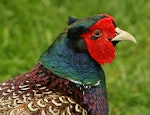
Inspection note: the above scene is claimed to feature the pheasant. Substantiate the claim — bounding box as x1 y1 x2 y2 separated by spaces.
0 14 136 115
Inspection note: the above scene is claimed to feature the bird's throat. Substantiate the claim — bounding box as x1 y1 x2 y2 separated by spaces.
39 34 105 86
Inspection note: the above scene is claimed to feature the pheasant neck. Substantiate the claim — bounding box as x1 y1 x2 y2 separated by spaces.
39 34 105 87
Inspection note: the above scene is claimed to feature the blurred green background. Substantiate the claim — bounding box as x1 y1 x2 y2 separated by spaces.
0 0 149 115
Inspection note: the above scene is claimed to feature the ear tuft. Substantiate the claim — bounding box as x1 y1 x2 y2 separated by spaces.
68 16 78 25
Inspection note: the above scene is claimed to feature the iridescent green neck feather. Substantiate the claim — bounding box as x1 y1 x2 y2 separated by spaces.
39 34 105 86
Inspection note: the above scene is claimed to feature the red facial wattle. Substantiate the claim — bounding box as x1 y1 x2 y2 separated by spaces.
81 16 116 64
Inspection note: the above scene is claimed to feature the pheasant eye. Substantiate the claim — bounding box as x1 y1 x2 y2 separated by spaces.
92 29 102 38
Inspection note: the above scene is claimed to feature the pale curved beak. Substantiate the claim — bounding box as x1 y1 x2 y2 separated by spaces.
111 27 137 43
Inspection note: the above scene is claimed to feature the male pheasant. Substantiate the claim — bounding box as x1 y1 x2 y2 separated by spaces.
0 14 136 115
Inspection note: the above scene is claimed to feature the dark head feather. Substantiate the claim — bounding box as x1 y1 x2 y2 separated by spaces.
68 16 78 25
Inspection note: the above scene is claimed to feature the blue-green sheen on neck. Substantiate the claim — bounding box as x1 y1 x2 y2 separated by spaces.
39 34 105 86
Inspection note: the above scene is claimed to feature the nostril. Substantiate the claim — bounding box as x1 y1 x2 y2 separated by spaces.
115 32 119 36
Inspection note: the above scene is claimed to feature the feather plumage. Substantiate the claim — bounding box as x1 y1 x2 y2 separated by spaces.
0 14 136 115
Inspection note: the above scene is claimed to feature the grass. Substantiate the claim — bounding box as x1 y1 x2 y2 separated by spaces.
0 0 150 114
